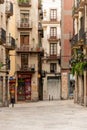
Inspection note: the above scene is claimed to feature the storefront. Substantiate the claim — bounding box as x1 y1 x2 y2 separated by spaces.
17 73 31 101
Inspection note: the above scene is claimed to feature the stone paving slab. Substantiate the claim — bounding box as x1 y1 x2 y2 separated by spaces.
0 100 87 130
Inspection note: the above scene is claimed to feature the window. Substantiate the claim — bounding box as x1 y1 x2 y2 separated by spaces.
21 54 28 69
20 10 29 23
50 63 57 73
20 32 29 46
50 27 57 38
50 43 57 55
50 9 57 21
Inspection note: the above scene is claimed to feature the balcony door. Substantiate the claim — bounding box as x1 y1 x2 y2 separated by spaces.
50 27 57 38
20 10 29 24
50 9 57 21
21 54 28 70
50 43 57 56
20 32 29 48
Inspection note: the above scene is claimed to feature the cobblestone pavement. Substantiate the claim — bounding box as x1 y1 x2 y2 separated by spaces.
0 100 87 130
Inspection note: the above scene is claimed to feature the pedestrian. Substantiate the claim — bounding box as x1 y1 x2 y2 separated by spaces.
11 95 15 107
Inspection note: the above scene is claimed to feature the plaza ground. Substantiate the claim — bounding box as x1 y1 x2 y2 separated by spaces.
0 100 87 130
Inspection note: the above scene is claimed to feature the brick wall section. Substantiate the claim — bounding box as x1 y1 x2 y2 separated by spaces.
61 0 74 99
64 0 73 10
64 15 73 34
61 73 68 99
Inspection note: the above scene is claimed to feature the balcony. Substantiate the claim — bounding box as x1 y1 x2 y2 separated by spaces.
43 54 60 61
39 8 43 19
72 5 78 18
0 28 6 44
0 0 4 4
5 1 13 17
17 21 32 30
16 64 35 73
83 32 87 44
79 0 87 7
5 36 15 50
16 45 29 53
38 0 42 9
47 35 59 42
70 34 78 46
77 0 85 11
38 22 43 38
16 44 44 53
18 0 31 7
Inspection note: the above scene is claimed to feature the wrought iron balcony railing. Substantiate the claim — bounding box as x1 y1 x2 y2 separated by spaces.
17 64 35 73
43 54 61 61
17 21 32 30
5 1 13 17
72 5 78 18
39 8 43 19
77 0 85 11
5 36 15 50
70 33 78 45
47 35 59 42
38 22 43 37
0 28 6 44
84 32 87 44
16 44 44 53
79 0 86 6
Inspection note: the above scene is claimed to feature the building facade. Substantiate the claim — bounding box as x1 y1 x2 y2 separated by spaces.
14 0 43 102
71 0 87 106
42 0 61 100
0 0 15 106
61 0 74 99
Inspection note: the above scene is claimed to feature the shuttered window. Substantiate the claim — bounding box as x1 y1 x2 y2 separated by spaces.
20 32 29 46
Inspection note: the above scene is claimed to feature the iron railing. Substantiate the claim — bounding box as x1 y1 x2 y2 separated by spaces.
0 28 6 44
5 1 13 17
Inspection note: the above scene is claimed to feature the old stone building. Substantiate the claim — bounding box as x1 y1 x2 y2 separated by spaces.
42 0 61 100
0 0 44 105
71 0 87 106
14 0 43 102
61 0 74 99
0 0 15 106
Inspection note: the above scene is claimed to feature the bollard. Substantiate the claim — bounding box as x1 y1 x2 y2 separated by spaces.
52 96 53 100
49 95 50 101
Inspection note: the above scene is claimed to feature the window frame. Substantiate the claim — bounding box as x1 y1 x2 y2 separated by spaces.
50 63 57 73
50 27 57 38
50 9 57 21
21 53 28 68
50 43 57 56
